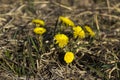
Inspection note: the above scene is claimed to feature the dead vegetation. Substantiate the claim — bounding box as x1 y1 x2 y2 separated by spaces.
0 0 120 80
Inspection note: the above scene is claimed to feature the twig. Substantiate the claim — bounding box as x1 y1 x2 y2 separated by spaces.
52 1 72 11
94 13 100 31
99 13 120 20
33 1 49 4
106 0 111 20
75 11 93 18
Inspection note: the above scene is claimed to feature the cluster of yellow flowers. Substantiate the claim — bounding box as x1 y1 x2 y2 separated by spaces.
59 16 95 39
32 16 96 64
32 19 46 35
54 16 96 64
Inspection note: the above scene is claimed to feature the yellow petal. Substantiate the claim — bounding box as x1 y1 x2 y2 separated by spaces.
59 16 75 27
32 19 45 26
33 27 46 35
64 52 74 64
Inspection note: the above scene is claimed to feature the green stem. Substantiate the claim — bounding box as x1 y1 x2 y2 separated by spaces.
39 36 45 53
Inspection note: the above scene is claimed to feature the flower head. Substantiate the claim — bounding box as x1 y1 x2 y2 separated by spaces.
33 27 46 35
59 16 75 27
54 34 69 48
32 19 45 27
73 26 85 39
64 52 74 64
85 26 95 37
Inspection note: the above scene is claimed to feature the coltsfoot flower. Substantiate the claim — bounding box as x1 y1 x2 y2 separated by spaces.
32 19 45 27
73 26 85 39
85 26 95 37
33 27 46 35
64 52 74 64
59 16 75 27
54 34 69 48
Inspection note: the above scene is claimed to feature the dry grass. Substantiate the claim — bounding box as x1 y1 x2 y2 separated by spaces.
0 0 120 80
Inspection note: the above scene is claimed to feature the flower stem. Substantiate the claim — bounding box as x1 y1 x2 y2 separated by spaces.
39 36 45 53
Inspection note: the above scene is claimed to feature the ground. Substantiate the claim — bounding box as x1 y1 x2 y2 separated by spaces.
0 0 120 80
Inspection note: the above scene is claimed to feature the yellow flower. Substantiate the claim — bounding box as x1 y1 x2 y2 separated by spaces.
59 16 75 27
33 27 46 35
54 34 69 48
73 26 85 39
32 19 45 27
64 52 74 64
85 26 95 37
